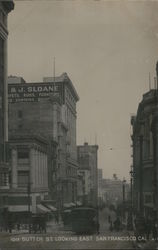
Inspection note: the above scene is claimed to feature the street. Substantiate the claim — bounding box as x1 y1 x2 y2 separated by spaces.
0 208 134 250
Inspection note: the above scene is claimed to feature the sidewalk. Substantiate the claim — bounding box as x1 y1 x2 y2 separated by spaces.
136 241 158 249
127 230 158 249
0 220 65 235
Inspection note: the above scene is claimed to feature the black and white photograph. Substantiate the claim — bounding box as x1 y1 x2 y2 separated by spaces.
0 0 158 249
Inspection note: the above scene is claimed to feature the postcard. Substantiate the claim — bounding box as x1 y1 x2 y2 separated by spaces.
0 0 158 249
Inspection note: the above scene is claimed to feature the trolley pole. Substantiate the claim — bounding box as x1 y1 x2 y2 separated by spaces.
27 180 31 233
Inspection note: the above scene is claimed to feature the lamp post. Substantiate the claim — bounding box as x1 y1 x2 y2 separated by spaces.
122 178 126 221
129 166 134 212
128 166 134 230
27 180 31 233
27 167 32 234
139 135 143 212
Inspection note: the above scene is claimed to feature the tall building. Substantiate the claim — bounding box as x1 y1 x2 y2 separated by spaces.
98 169 104 207
131 63 158 219
77 169 90 205
0 1 14 225
77 142 98 207
8 73 79 210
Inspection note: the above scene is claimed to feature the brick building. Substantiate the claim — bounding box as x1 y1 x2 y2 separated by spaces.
8 73 79 210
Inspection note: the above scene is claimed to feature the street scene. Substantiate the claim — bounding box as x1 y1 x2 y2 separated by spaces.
1 1 158 249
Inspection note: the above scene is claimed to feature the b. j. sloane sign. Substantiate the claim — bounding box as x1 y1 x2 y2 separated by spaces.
8 83 63 103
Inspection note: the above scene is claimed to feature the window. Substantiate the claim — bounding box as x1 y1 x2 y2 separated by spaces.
18 150 29 164
18 123 23 129
0 172 8 186
144 194 152 204
18 171 29 187
18 150 29 159
18 110 23 118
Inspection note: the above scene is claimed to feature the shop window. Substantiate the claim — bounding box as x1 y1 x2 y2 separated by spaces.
18 171 29 187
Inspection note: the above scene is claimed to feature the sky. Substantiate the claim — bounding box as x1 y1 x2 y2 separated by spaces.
7 0 158 181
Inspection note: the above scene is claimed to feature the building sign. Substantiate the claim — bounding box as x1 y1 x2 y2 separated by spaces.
8 83 63 103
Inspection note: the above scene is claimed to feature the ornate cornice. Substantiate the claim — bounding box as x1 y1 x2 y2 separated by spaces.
2 1 14 14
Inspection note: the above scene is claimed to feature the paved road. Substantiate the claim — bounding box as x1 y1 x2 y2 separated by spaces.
0 208 135 250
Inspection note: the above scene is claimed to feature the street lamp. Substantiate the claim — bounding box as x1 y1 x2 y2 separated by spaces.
129 165 134 211
127 166 135 230
27 180 31 233
122 178 126 221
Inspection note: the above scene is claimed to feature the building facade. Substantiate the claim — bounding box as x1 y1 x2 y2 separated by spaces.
8 73 79 210
77 169 90 205
131 87 158 218
77 142 98 207
98 169 104 207
0 1 14 225
8 135 49 218
101 176 129 207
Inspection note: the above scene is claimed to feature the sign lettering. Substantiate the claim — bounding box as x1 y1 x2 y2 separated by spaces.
8 83 63 103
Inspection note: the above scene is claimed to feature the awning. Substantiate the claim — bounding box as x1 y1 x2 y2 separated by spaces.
144 204 154 208
64 203 71 208
64 202 76 208
64 209 71 213
37 204 51 213
8 205 30 212
46 205 57 212
70 203 76 207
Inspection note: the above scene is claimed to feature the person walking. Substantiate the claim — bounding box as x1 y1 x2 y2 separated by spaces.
152 220 158 242
145 217 152 240
114 217 121 232
108 215 111 224
109 220 113 231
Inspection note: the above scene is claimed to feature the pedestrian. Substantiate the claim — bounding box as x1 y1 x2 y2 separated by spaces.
114 217 121 232
108 215 111 223
152 221 158 242
145 217 151 240
8 220 13 233
109 220 113 231
17 223 20 231
55 212 59 224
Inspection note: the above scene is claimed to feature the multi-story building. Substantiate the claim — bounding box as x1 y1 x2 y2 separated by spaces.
101 176 129 206
98 169 104 207
77 169 90 205
8 73 79 210
8 134 50 222
0 1 14 226
131 75 158 218
77 142 98 207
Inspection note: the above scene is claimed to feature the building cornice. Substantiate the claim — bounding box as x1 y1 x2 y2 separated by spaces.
2 1 14 13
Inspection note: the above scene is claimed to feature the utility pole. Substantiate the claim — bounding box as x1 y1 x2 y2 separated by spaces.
128 165 134 230
27 175 31 233
139 135 143 212
122 178 126 221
